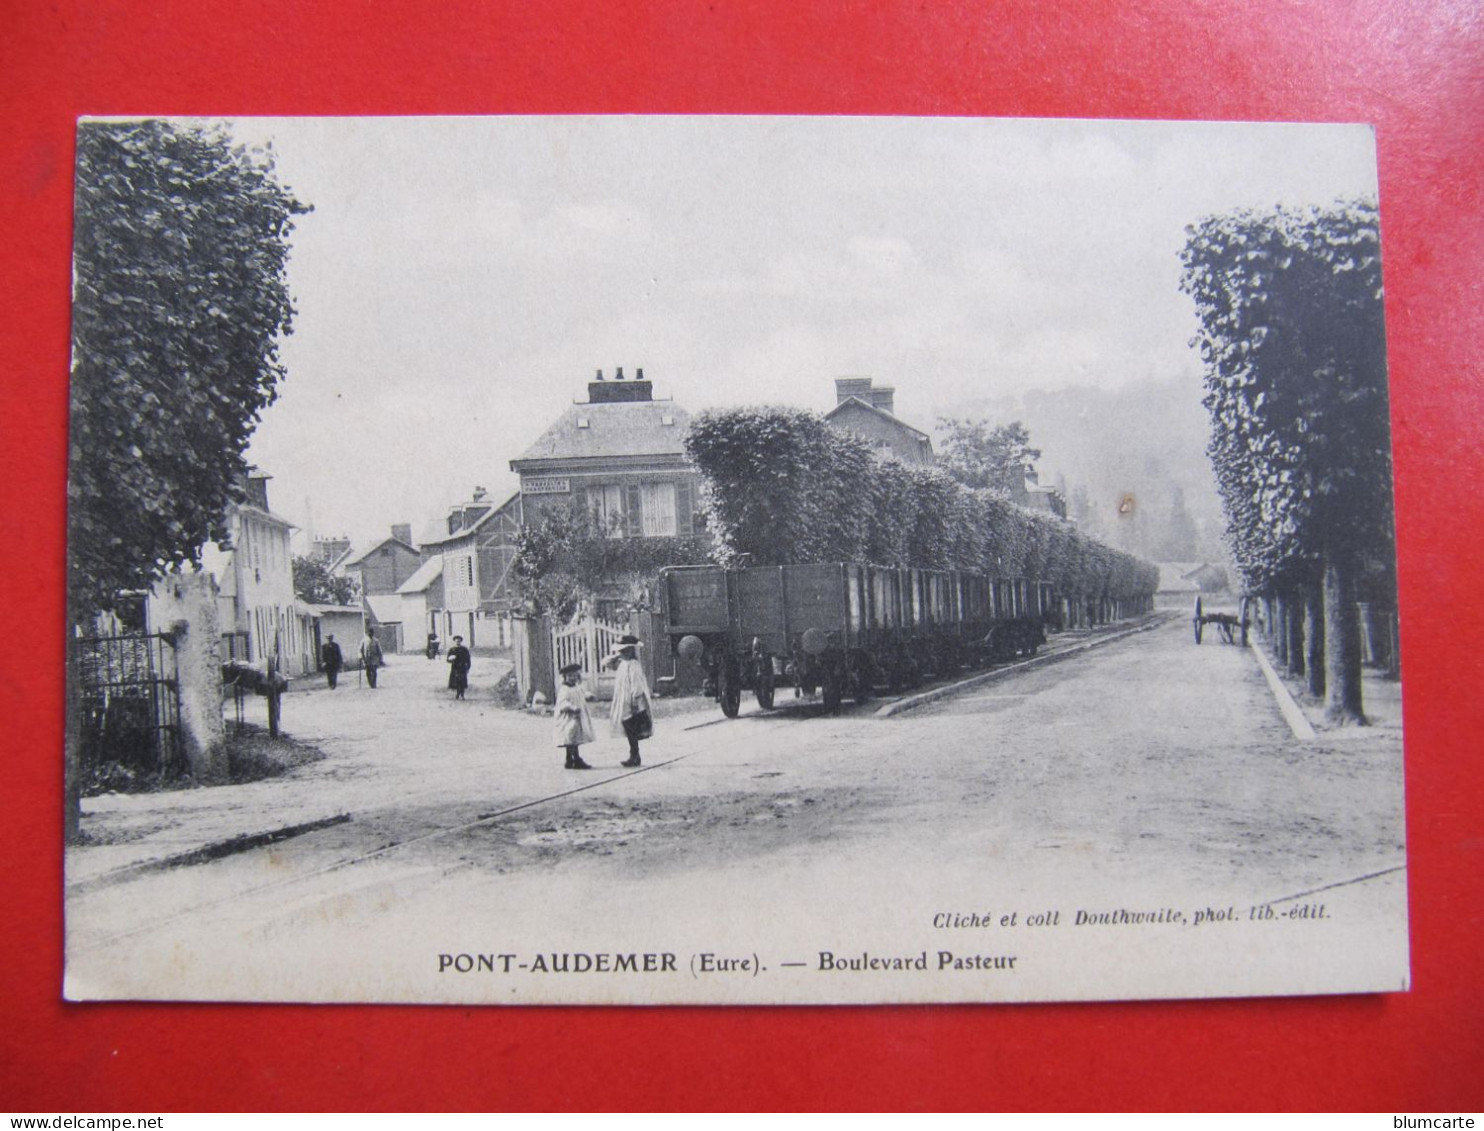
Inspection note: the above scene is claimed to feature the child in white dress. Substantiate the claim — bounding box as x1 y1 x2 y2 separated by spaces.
554 662 595 770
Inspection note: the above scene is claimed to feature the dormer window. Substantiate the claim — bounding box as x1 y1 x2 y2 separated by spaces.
661 414 675 426
577 416 590 429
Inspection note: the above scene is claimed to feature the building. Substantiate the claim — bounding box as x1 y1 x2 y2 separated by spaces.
198 471 317 675
1012 470 1069 518
824 377 935 466
310 535 352 565
402 488 523 651
510 367 704 540
309 604 365 662
1155 561 1231 607
341 526 421 596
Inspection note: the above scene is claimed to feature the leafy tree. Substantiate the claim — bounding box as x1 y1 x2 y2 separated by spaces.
66 119 308 839
685 406 1159 610
292 555 360 606
512 500 712 619
69 119 310 621
935 418 1042 493
1180 199 1392 723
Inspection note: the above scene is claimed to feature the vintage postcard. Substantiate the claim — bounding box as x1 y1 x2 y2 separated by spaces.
64 116 1406 1004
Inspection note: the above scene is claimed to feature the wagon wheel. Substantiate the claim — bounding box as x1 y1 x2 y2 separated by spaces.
821 664 843 714
754 658 775 709
717 659 742 718
1193 596 1204 645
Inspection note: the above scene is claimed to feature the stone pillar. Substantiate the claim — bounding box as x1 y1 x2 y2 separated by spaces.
150 571 228 781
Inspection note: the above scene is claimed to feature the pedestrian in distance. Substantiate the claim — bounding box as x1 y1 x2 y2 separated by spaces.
446 635 471 700
554 662 595 770
320 634 343 690
604 634 652 768
359 627 384 689
426 632 440 660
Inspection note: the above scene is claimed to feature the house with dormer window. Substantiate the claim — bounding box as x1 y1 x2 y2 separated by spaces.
510 367 704 539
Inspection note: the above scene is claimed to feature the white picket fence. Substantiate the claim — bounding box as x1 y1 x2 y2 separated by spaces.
551 616 629 698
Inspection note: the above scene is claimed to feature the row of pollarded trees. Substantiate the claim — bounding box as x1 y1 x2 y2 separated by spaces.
683 406 1159 621
1179 199 1397 724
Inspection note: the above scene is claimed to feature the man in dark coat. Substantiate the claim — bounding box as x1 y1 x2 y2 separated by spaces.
445 635 471 700
320 634 343 690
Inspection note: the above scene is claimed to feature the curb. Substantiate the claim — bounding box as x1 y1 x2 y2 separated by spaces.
67 813 354 895
875 615 1171 718
1246 636 1318 741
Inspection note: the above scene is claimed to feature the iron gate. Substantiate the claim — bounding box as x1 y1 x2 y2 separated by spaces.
72 632 183 777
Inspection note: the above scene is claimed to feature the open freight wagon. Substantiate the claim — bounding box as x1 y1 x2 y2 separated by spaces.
659 562 1053 716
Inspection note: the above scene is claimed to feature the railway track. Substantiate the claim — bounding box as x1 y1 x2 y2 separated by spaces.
67 706 819 956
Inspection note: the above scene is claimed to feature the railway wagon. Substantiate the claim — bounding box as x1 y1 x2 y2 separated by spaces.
659 562 1053 716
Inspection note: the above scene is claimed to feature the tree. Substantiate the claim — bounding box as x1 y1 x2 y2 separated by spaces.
67 119 308 839
684 406 1159 611
69 119 310 621
292 555 360 606
935 418 1042 494
1180 199 1392 723
1159 486 1200 561
512 500 712 619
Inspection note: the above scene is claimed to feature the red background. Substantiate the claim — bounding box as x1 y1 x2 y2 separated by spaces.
3 0 1480 1112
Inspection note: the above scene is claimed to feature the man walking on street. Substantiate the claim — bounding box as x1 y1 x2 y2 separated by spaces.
359 627 384 689
321 634 343 689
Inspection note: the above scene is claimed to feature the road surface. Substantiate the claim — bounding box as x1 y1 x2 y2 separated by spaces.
66 616 1408 1004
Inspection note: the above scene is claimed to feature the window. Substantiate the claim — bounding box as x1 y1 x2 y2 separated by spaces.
640 482 677 536
587 484 626 537
586 480 701 538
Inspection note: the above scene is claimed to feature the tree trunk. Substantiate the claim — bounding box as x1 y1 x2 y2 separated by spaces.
1273 595 1289 666
1304 579 1325 699
1322 555 1367 725
1286 591 1305 677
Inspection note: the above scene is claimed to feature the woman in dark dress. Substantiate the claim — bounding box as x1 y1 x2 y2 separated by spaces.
445 636 471 700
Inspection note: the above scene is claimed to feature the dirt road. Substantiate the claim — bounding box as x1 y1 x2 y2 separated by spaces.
66 619 1408 1005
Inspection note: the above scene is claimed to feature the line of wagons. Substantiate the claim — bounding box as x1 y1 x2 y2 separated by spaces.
658 562 1065 717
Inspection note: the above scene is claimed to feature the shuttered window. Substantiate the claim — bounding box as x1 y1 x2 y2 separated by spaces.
641 482 677 536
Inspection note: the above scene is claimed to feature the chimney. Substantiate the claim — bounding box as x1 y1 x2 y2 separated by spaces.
245 472 272 512
834 377 895 415
595 368 604 381
588 366 655 404
314 535 350 563
391 523 413 546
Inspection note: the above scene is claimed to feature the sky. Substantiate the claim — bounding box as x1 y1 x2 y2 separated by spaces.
225 115 1381 548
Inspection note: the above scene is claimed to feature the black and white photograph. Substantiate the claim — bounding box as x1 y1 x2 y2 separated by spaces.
64 115 1406 1005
